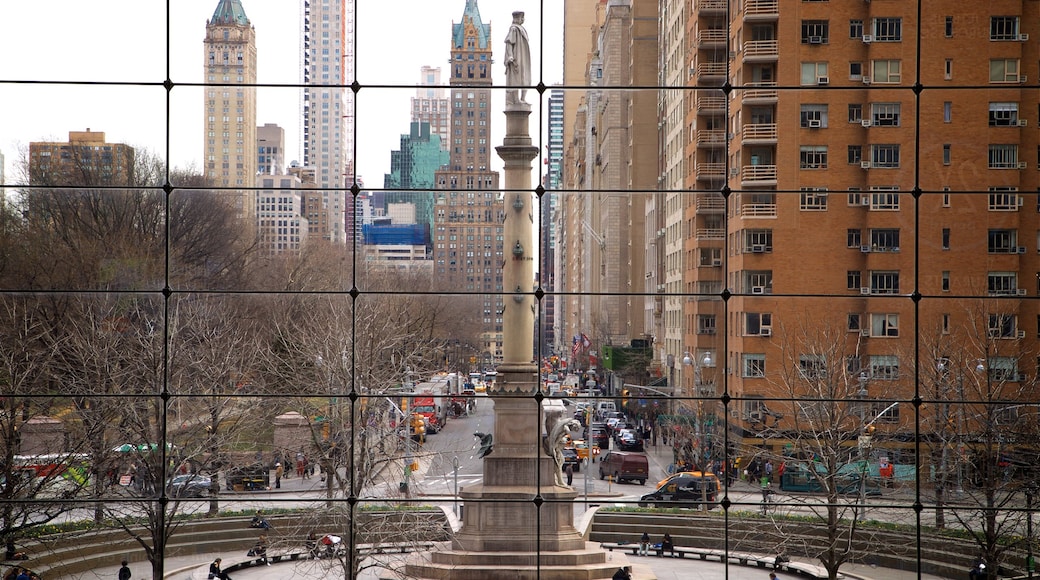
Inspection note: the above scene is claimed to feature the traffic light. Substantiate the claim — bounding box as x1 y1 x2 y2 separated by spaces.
621 389 630 407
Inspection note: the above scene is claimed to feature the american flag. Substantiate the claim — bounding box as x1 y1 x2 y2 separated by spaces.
571 335 581 359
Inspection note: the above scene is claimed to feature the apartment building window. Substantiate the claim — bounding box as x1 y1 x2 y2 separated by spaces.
990 102 1021 126
945 59 953 80
942 272 951 292
801 62 829 84
942 228 950 249
871 18 902 41
745 271 773 293
850 20 864 39
847 229 862 247
743 354 766 378
870 229 900 250
847 313 862 331
870 271 900 294
800 146 828 169
988 229 1018 253
870 103 901 126
870 144 901 168
988 272 1018 295
848 145 863 164
744 229 773 252
847 189 867 206
870 313 900 337
745 313 772 336
943 144 951 165
869 355 900 380
990 16 1020 41
988 144 1020 169
799 355 827 380
990 59 1022 83
800 188 829 210
801 21 829 44
945 16 954 37
847 271 862 291
871 60 902 83
850 62 863 79
800 104 828 127
944 102 952 123
988 314 1017 338
848 104 863 122
697 314 717 335
989 188 1019 210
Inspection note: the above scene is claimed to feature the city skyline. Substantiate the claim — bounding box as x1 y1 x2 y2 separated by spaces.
0 0 562 187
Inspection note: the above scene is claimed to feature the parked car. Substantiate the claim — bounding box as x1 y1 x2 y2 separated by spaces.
598 450 648 485
168 473 212 498
225 463 270 491
639 471 720 508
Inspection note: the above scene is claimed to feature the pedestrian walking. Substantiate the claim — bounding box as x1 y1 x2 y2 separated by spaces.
118 560 132 580
295 451 305 478
274 462 283 489
638 531 650 556
564 462 574 486
765 461 774 484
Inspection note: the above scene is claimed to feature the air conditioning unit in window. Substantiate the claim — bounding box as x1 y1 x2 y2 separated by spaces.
1018 119 1029 126
712 258 723 267
862 76 872 85
760 328 772 336
861 197 872 205
860 287 872 295
817 76 830 85
860 245 871 253
1018 162 1028 169
862 34 874 43
860 329 871 337
860 161 872 169
1019 33 1029 41
808 36 824 44
1020 196 1026 206
1017 247 1028 254
751 244 766 253
751 286 766 295
1020 75 1029 83
1018 330 1027 338
861 119 872 127
1018 288 1028 295
808 119 823 128
730 167 740 176
1017 372 1028 381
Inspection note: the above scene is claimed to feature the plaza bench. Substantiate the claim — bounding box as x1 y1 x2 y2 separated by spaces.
598 542 834 579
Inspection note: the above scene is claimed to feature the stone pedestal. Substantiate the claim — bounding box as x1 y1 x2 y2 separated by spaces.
405 104 633 579
19 416 66 455
272 411 311 456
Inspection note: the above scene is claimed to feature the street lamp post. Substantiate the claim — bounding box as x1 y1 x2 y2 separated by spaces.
683 351 714 511
452 455 460 518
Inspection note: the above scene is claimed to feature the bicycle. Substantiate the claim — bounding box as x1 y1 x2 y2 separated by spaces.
760 487 777 515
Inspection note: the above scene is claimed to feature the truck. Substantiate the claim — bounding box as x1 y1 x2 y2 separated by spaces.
408 374 458 434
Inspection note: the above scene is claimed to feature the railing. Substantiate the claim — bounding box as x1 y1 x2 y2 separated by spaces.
697 129 727 146
744 0 779 18
697 94 727 112
698 28 728 46
698 61 727 77
696 228 726 240
695 162 726 179
741 164 778 182
742 39 778 59
696 195 727 213
742 82 778 101
697 0 728 12
740 202 778 217
742 123 778 141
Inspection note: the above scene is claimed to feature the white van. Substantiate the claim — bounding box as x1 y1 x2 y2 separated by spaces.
596 401 616 415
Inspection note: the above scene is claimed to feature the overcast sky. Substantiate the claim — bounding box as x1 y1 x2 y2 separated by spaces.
0 0 563 187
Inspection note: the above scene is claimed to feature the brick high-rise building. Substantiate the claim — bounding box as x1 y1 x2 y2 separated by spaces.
411 66 451 152
29 129 135 186
433 0 503 362
203 0 257 224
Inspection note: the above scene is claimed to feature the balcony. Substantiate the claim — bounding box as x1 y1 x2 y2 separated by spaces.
696 227 726 240
744 0 779 21
695 162 726 180
696 195 727 214
695 61 727 79
697 129 727 147
742 40 778 62
741 83 778 104
739 199 778 217
697 0 727 14
697 93 727 115
740 164 778 186
741 123 778 143
697 28 728 49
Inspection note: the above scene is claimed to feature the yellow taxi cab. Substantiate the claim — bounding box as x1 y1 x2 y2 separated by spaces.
473 382 487 393
572 439 600 462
